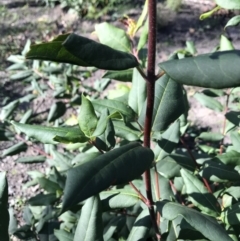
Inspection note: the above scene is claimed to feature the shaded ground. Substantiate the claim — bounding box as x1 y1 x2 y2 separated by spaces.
0 0 240 230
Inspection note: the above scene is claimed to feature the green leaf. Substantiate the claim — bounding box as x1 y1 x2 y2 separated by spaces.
0 100 19 121
104 216 126 240
12 121 87 144
54 230 74 241
10 70 33 81
27 193 58 206
151 170 174 201
27 33 139 70
215 0 240 9
157 201 232 241
62 142 154 212
8 208 18 235
113 120 141 141
210 150 240 166
127 209 151 241
47 101 66 122
0 172 9 241
194 92 223 112
20 109 32 124
95 22 131 53
92 109 109 138
224 186 240 200
220 35 234 51
156 120 180 161
197 132 224 142
222 202 240 225
181 169 221 217
78 95 98 138
37 177 62 193
2 142 27 157
16 155 46 163
128 68 147 116
200 161 240 182
225 15 240 29
92 99 137 122
230 130 240 150
100 189 140 212
72 152 101 166
156 154 195 179
103 69 133 82
74 195 103 241
159 50 240 89
95 115 116 151
225 111 240 127
202 89 226 97
139 74 185 131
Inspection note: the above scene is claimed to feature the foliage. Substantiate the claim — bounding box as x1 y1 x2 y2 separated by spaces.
2 0 240 241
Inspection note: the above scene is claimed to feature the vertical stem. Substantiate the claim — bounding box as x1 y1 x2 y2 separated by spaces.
143 0 161 239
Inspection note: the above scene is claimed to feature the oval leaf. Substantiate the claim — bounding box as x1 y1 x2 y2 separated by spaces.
157 201 232 241
159 50 240 89
215 0 240 9
62 142 154 212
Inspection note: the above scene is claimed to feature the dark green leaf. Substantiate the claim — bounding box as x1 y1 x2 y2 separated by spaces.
157 201 232 241
103 69 133 82
211 150 240 166
0 172 9 241
139 74 185 131
74 195 103 241
27 193 58 206
202 89 226 97
200 161 240 182
181 169 221 217
47 102 66 122
127 209 151 241
225 111 240 127
2 142 27 157
12 121 87 144
104 216 126 240
27 33 138 70
62 142 153 212
159 50 240 89
128 68 147 116
222 202 240 225
72 152 101 166
95 22 131 53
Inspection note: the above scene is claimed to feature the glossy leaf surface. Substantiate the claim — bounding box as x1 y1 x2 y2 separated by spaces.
26 33 139 70
159 51 240 89
62 142 153 212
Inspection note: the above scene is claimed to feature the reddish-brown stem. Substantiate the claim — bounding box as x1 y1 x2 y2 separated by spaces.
129 181 149 205
180 137 212 193
169 180 185 205
89 140 104 154
143 0 161 240
15 134 52 158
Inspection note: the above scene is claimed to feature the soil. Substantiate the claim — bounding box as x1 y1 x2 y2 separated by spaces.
0 0 240 233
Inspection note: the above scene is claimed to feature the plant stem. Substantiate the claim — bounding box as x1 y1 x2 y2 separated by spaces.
143 0 161 240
